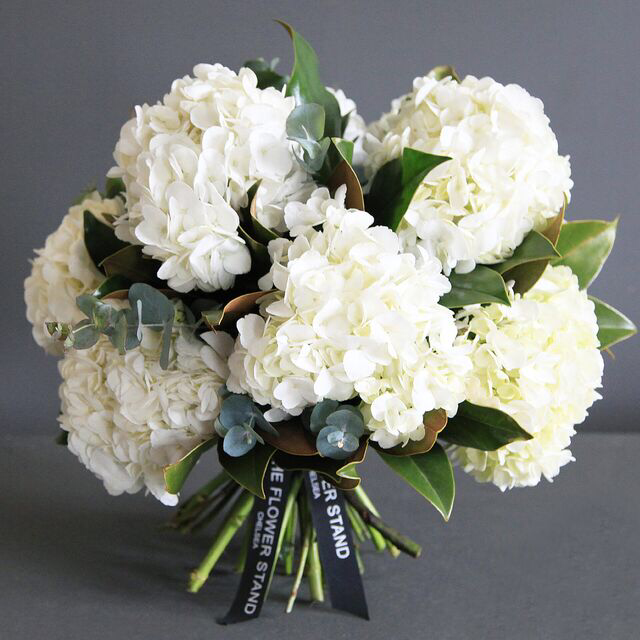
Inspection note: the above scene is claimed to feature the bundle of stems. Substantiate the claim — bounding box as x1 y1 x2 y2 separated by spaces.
167 470 422 611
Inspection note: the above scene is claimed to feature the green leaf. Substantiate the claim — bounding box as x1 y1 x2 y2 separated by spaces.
55 430 69 446
277 21 342 138
286 103 326 141
429 65 461 82
83 211 129 272
378 443 454 521
104 176 126 199
552 219 617 289
372 409 447 457
309 399 340 434
92 275 131 299
71 319 100 349
439 266 510 308
493 231 560 274
439 401 532 451
243 57 287 90
218 440 276 499
100 245 162 283
498 207 565 294
223 425 258 457
201 291 267 333
365 147 450 231
589 296 637 350
324 139 364 210
163 439 216 495
260 419 318 456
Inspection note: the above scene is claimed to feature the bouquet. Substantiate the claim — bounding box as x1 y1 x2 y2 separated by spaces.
25 21 636 624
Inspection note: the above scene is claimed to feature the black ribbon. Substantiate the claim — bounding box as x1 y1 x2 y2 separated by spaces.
218 466 369 623
305 471 369 620
218 463 293 624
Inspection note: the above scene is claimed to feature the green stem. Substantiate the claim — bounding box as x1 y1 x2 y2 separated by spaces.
355 485 398 556
307 535 324 602
234 521 251 573
283 501 298 575
344 492 421 559
188 490 254 593
182 481 239 533
286 504 311 613
355 544 365 575
346 503 368 542
169 472 230 528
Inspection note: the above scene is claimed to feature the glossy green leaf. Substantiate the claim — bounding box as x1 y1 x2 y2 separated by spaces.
163 439 216 495
439 401 532 451
92 275 131 299
100 245 162 283
277 21 342 138
55 430 69 446
325 139 364 210
260 419 318 456
552 219 617 289
439 266 510 308
365 148 449 231
104 176 126 199
201 291 267 333
243 57 287 90
589 296 637 349
218 440 276 499
378 443 454 520
493 232 560 274
83 211 129 272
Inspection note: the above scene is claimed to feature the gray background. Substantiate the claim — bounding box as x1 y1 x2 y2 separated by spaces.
1 0 637 433
1 2 639 639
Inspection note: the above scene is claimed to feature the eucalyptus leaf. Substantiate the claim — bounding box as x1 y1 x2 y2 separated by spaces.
277 21 342 138
286 103 325 141
378 443 454 520
219 394 255 430
552 219 617 289
589 296 637 349
83 211 129 272
309 399 340 433
439 401 532 451
218 440 276 499
325 409 364 437
71 320 100 349
365 148 450 231
127 283 174 327
439 266 511 308
316 426 360 459
223 425 258 457
163 439 216 494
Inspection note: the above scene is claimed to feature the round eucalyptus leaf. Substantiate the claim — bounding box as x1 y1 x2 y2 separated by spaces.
316 425 359 460
326 408 364 437
219 394 255 429
72 320 100 349
309 399 340 433
223 425 257 457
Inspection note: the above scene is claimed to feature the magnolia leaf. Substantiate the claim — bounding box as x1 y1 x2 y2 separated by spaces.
92 275 131 299
245 181 280 243
429 65 460 81
163 439 216 495
378 443 454 520
260 419 318 456
277 21 342 138
55 430 69 446
100 245 162 283
326 142 364 210
104 176 126 199
243 57 287 90
439 401 532 451
552 219 617 289
238 225 270 271
366 148 450 231
218 440 276 499
83 211 129 272
589 296 637 350
493 232 560 275
439 266 510 308
202 291 268 332
498 207 565 294
274 438 369 490
373 409 447 456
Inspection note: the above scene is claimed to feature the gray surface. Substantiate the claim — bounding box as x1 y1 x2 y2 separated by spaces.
2 432 639 639
0 0 638 433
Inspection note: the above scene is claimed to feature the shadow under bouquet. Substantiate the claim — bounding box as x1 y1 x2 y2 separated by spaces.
25 21 636 624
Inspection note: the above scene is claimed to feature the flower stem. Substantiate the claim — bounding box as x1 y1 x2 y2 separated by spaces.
188 490 254 593
234 521 251 573
182 481 239 533
354 485 399 556
283 500 298 575
286 502 311 613
307 535 324 602
344 491 421 558
345 503 368 542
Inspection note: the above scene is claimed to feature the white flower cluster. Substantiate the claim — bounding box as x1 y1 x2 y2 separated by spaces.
24 192 124 355
58 321 233 505
449 265 603 490
227 199 471 448
109 63 316 292
364 75 573 273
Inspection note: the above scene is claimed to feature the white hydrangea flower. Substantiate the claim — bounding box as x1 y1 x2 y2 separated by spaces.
449 265 603 490
58 323 233 505
109 63 317 292
363 75 573 273
24 193 124 355
328 87 367 165
228 202 471 447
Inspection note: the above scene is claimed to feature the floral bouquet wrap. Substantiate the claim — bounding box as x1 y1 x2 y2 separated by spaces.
25 22 636 624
